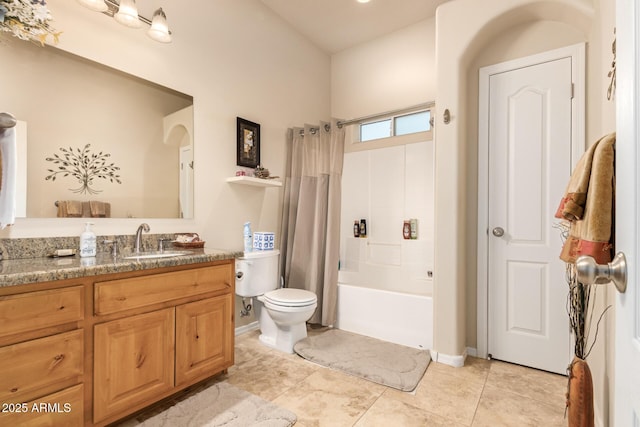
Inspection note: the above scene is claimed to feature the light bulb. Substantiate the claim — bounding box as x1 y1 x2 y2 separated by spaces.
147 8 172 43
114 0 141 28
76 0 108 12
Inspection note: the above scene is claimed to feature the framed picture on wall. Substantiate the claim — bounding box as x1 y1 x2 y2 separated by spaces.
236 117 260 168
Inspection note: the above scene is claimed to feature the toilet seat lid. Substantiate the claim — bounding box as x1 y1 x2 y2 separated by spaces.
263 288 317 307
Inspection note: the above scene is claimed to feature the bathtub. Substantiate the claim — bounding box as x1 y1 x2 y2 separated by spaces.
336 270 433 350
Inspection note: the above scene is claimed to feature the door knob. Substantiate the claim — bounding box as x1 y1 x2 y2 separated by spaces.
492 227 505 237
575 252 627 293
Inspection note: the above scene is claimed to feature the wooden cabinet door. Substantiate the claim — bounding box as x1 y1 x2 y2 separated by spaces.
175 295 234 386
93 308 175 423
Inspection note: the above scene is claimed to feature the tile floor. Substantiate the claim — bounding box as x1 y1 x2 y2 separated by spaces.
225 329 569 427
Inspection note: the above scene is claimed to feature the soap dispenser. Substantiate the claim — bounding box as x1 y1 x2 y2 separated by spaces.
80 222 97 257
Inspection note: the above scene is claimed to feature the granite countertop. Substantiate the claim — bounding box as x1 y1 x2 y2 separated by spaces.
0 248 242 288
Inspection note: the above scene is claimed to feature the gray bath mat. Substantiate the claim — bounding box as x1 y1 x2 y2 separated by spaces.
120 381 296 427
294 329 430 392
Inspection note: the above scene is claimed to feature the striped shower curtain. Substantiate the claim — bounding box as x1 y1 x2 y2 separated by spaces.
280 119 345 326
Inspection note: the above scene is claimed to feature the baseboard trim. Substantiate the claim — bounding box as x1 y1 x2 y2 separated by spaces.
431 350 467 368
235 321 259 336
466 347 478 357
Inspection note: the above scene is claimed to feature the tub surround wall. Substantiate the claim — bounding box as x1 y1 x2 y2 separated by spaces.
339 140 434 292
337 139 434 350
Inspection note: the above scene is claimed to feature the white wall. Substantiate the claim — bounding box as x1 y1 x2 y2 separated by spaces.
0 0 332 329
331 18 436 119
434 0 599 358
435 0 615 424
0 0 331 246
331 0 615 423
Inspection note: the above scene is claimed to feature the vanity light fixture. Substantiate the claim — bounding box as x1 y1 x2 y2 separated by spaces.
75 0 172 43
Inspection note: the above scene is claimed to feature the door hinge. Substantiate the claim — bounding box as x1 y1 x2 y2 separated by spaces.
571 83 575 99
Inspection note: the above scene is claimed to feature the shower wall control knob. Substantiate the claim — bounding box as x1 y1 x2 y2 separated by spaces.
492 227 505 237
576 252 627 293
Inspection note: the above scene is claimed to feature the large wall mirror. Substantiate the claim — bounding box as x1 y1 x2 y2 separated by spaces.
2 36 194 219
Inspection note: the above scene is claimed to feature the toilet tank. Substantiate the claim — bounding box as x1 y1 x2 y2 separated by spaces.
235 250 280 297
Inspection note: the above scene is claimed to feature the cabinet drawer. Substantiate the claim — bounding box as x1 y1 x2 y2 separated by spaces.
0 329 83 403
94 264 232 315
0 287 84 342
0 384 83 427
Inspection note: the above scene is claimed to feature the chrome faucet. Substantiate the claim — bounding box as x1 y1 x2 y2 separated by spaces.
134 223 150 253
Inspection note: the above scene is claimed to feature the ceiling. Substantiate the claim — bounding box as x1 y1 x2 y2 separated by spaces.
259 0 452 54
130 0 450 54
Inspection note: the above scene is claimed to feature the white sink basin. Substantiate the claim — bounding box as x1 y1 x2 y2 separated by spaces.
122 251 191 260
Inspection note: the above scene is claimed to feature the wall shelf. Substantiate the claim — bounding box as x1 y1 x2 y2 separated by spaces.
226 176 283 188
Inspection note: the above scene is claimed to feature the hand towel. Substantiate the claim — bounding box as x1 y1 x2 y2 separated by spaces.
56 200 83 217
0 127 17 229
66 201 83 217
89 201 106 217
556 133 615 264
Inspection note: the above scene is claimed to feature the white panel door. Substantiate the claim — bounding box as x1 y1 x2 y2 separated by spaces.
487 57 572 374
615 0 640 421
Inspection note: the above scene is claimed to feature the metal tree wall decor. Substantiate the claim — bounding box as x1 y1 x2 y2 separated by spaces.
45 144 122 194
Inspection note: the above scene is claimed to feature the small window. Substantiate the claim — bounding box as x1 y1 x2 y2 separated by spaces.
360 119 392 141
359 110 431 142
395 111 430 136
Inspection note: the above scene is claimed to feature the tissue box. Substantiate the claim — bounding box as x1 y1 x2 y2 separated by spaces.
253 232 275 250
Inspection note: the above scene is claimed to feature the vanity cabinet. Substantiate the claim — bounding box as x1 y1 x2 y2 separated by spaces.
0 257 235 427
0 286 85 427
92 261 235 425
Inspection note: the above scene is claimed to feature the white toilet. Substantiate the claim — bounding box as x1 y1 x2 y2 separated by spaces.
235 250 317 353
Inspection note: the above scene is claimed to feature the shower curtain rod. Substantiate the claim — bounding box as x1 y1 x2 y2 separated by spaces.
298 101 435 136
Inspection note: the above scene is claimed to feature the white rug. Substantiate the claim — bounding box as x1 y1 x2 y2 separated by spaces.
120 381 296 427
294 329 430 392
